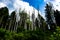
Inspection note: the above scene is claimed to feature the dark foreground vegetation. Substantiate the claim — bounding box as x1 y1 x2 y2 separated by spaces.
0 26 60 40
0 2 60 40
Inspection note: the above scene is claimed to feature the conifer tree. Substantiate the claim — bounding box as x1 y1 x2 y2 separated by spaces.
45 3 56 31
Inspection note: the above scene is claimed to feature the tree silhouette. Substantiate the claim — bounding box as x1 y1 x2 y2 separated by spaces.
45 3 56 31
9 11 16 31
54 10 60 26
0 7 9 29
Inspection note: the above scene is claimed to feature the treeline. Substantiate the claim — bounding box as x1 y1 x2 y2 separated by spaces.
0 2 60 40
0 7 47 32
0 7 47 40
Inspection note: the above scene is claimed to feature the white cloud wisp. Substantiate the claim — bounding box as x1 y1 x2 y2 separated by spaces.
44 0 60 11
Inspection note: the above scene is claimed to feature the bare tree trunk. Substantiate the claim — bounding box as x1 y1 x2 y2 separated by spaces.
0 16 4 28
9 19 12 31
32 22 33 30
33 21 35 30
35 26 36 30
39 22 40 28
14 17 16 31
20 19 22 27
24 21 27 30
5 22 7 30
15 22 18 32
29 24 30 30
14 22 16 31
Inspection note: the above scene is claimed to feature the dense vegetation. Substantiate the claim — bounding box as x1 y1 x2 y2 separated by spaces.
0 3 60 40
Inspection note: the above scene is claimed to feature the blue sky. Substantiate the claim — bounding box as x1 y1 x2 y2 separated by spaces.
23 0 46 17
0 0 45 13
23 0 45 10
0 0 60 18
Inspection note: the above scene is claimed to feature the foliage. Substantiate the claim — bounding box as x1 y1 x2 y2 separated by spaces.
0 28 13 40
0 28 51 40
50 26 60 40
